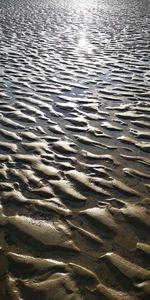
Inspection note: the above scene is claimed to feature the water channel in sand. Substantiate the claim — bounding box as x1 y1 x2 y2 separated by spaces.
0 0 150 299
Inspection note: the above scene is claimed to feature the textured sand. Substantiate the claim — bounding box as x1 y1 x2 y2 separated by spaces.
0 0 150 299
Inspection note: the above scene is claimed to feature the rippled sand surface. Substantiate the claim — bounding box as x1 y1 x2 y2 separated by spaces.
0 0 150 299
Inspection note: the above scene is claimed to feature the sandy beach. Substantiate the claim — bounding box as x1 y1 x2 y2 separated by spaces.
0 0 150 299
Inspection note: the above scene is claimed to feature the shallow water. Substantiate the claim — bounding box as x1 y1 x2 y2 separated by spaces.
0 0 150 299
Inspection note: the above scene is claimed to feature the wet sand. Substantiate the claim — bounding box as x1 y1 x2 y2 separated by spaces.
0 0 150 299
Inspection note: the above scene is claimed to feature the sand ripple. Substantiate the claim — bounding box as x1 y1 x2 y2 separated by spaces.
0 0 150 299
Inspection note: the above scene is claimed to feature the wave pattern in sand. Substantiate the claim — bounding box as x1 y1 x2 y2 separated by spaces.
0 0 150 299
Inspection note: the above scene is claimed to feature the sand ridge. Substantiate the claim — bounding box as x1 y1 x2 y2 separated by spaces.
0 0 150 299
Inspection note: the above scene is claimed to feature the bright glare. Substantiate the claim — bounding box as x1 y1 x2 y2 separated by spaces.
78 37 87 48
77 34 94 55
